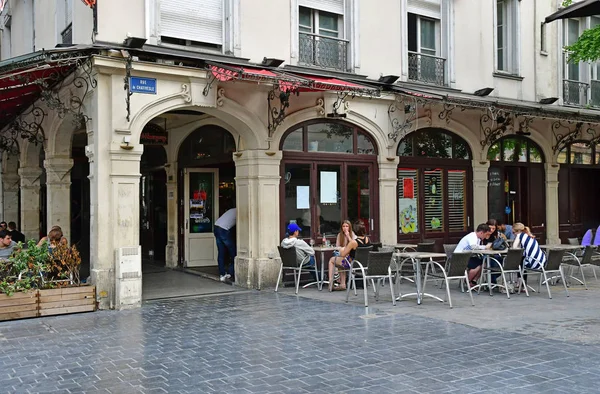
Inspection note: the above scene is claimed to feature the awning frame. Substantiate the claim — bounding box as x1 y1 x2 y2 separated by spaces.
545 0 600 23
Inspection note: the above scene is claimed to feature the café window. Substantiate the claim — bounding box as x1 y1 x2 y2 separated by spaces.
281 121 377 155
557 141 599 165
398 128 471 159
487 137 544 163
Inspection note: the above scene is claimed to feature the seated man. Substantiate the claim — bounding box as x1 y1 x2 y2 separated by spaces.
497 221 514 242
0 229 17 260
454 223 491 288
281 223 317 280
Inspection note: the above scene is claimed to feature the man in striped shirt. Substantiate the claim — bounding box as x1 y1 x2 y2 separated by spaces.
454 223 492 286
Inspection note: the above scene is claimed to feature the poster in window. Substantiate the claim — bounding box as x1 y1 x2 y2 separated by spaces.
403 178 414 199
296 186 310 209
398 198 418 234
320 171 337 204
189 172 213 233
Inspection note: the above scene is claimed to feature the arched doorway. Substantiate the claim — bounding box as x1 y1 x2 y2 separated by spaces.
177 125 236 270
557 141 600 241
397 128 472 246
279 120 379 242
487 136 546 241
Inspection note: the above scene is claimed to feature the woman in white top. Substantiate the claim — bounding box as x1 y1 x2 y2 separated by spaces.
512 222 546 269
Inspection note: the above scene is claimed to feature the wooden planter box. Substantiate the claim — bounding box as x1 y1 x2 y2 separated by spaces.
0 286 96 321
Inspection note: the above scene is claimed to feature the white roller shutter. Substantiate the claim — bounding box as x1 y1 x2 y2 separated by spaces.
407 0 441 19
160 0 223 45
298 0 344 15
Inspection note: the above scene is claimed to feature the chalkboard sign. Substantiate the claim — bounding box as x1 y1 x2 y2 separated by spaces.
488 167 504 221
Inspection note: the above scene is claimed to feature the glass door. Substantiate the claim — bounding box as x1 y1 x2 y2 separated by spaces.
184 168 219 267
317 164 342 239
347 165 374 236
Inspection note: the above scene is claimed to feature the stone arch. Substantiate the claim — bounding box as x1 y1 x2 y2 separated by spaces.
127 93 264 151
45 112 85 157
19 139 44 168
273 106 388 156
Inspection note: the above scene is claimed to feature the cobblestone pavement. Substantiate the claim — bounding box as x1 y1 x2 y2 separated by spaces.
1 291 600 394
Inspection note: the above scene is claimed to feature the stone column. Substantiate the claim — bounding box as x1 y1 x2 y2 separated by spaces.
378 156 399 245
233 149 282 289
472 160 490 227
165 161 178 268
44 157 73 242
545 163 560 245
19 166 43 241
2 154 20 224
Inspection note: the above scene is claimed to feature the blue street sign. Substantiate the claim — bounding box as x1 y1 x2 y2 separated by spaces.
129 77 157 94
505 206 512 215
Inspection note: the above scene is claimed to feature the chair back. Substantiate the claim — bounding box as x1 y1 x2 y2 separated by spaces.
567 238 580 246
417 242 435 252
582 229 593 246
353 245 373 268
503 248 524 270
367 250 394 276
594 226 600 246
277 246 300 267
447 251 471 276
580 245 596 264
370 242 382 252
443 244 457 261
545 248 566 270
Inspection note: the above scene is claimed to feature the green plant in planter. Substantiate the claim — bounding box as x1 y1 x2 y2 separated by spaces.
0 240 50 295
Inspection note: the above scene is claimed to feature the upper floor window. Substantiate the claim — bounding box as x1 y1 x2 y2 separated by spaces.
160 0 227 52
298 1 347 71
407 13 445 86
495 0 519 75
58 0 73 45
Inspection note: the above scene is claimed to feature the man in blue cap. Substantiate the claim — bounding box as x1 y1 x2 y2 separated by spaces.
281 222 317 280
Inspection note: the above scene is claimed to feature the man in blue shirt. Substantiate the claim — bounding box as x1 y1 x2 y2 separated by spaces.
497 221 514 241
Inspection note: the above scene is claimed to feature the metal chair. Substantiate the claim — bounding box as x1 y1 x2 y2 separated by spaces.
523 249 568 299
484 248 525 298
275 246 318 294
582 229 593 246
562 245 596 288
348 246 374 295
567 238 580 246
417 242 435 252
423 251 474 309
346 250 396 307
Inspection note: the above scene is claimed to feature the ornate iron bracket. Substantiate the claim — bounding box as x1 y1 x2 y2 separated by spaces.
552 121 583 153
585 126 600 147
330 91 353 117
517 115 534 134
203 71 218 97
388 95 417 143
480 107 512 148
267 84 297 137
0 105 47 154
124 56 133 122
438 103 457 124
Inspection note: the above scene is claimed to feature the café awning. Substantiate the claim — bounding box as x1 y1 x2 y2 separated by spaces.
545 0 600 23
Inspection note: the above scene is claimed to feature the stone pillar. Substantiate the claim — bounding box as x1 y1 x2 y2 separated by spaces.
19 166 43 241
165 161 178 268
545 163 560 245
472 160 490 227
378 156 399 245
2 154 20 224
44 157 73 242
233 149 282 289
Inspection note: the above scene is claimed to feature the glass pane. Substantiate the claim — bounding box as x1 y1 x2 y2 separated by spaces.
420 18 436 53
282 128 303 151
347 166 371 235
398 168 419 234
318 11 339 34
307 123 353 153
454 138 470 159
529 145 543 163
397 137 413 156
284 164 312 238
515 140 527 162
557 148 568 164
487 142 501 161
415 131 452 158
570 142 592 164
424 169 444 233
448 170 467 232
188 172 214 234
299 7 312 30
503 138 515 161
568 19 580 46
357 133 376 154
318 165 341 238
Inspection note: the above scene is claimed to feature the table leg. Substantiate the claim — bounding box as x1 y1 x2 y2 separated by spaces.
414 258 422 305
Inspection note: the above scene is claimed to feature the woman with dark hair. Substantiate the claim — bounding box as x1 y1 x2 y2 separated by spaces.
328 221 370 291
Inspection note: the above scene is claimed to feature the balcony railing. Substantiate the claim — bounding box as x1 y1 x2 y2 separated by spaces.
61 24 73 46
591 80 600 107
408 51 446 86
563 79 589 106
299 32 348 72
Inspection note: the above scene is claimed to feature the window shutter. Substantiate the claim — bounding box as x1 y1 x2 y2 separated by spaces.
160 0 223 45
447 170 467 232
398 168 419 234
407 0 441 19
424 169 443 232
298 0 344 15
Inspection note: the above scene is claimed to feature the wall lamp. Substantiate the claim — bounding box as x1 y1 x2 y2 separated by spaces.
378 75 400 84
123 36 147 49
261 57 285 67
474 87 494 97
539 97 559 105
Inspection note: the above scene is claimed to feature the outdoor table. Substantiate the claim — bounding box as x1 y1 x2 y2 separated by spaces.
311 245 337 291
393 252 447 305
389 243 418 252
474 249 508 295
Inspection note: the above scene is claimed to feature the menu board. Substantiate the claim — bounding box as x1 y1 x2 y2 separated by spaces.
488 167 504 221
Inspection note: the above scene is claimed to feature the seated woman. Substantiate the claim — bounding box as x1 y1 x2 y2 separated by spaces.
328 221 371 291
334 220 356 256
512 222 546 269
38 225 68 247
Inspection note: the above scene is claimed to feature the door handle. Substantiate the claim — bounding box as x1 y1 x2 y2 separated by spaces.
370 218 374 231
185 219 188 230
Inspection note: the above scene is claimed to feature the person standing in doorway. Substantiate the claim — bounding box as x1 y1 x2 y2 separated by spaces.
7 222 25 244
214 206 237 282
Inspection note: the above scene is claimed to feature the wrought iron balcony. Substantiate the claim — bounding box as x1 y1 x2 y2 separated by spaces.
408 51 446 86
563 79 589 106
299 32 348 72
591 80 600 107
